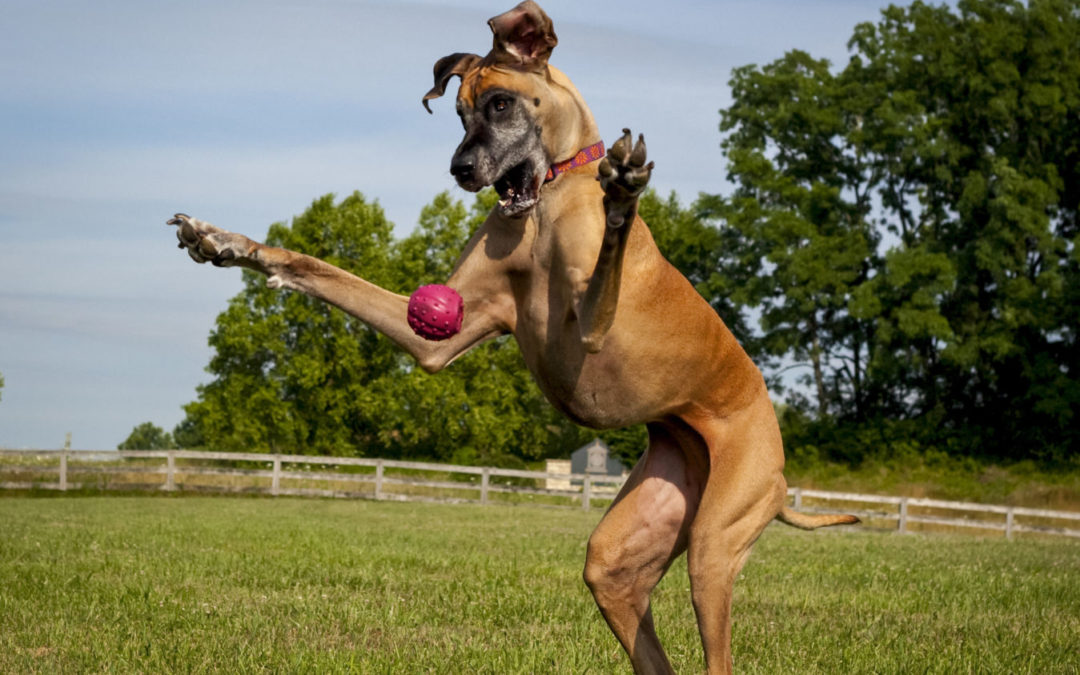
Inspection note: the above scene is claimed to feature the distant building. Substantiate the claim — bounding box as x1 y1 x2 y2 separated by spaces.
545 439 627 491
571 439 626 477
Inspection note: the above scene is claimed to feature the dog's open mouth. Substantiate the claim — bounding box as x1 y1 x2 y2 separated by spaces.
494 160 540 217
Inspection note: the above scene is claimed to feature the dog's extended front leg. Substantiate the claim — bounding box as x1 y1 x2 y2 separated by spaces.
578 129 653 353
168 214 510 372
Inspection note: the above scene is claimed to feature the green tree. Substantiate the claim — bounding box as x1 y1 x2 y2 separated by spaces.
718 0 1080 461
719 51 880 415
854 0 1079 461
179 192 400 456
171 416 204 449
118 422 176 450
0 370 4 403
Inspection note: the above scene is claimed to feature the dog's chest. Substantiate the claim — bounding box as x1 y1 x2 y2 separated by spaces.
532 350 641 429
505 213 650 428
513 287 640 429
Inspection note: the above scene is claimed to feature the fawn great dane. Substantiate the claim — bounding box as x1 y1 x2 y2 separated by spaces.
169 3 857 672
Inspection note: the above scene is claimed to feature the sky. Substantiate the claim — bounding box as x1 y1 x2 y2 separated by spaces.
0 0 896 450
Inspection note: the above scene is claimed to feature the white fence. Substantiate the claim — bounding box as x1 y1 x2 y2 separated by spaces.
2 449 1078 540
789 487 1080 540
0 449 623 511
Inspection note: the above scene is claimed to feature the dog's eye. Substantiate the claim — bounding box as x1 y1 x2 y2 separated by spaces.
491 97 510 113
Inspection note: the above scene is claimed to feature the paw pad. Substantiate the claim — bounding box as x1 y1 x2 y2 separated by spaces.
598 128 654 216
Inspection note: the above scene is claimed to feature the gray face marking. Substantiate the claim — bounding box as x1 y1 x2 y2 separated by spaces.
450 88 549 217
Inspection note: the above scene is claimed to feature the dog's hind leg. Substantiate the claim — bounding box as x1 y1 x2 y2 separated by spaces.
682 400 788 675
583 422 706 675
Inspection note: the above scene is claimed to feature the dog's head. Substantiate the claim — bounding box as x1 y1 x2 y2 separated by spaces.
423 1 598 217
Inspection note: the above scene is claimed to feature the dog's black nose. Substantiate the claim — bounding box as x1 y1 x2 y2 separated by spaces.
450 157 475 183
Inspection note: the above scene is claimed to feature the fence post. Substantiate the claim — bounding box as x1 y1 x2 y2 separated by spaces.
898 498 909 534
271 456 282 496
375 460 384 500
792 487 802 511
582 475 592 511
59 450 68 491
1005 507 1015 541
165 451 176 491
480 468 490 505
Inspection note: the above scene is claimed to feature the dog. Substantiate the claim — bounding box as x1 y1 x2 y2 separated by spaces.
169 3 858 672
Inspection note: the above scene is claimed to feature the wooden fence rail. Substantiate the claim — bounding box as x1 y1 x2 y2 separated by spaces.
1 450 1078 540
0 449 621 511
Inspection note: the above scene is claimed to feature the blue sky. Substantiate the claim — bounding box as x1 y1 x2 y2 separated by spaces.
0 0 893 449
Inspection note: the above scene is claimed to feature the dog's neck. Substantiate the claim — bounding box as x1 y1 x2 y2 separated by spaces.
541 64 603 165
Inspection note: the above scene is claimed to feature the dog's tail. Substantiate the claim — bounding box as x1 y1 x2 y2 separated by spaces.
775 506 860 530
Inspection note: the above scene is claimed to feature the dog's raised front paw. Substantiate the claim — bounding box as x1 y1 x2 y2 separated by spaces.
597 128 653 227
167 213 252 267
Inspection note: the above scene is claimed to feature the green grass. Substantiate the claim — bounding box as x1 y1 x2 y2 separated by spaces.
1 496 1077 673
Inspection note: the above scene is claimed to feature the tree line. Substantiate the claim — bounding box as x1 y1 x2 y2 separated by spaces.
123 0 1080 466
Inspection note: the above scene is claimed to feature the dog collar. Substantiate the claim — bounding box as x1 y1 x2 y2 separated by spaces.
545 141 606 182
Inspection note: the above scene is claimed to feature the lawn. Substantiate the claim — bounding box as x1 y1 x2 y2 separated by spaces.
0 495 1076 673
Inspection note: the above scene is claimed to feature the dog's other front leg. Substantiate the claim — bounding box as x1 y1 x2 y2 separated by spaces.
168 214 511 372
578 129 653 353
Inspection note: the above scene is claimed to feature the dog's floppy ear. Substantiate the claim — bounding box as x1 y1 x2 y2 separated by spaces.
423 52 481 113
488 1 557 70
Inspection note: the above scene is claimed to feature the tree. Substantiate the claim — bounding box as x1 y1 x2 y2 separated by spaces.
718 0 1080 461
719 51 880 415
0 370 4 403
171 416 204 449
179 192 402 456
118 422 176 450
851 0 1079 461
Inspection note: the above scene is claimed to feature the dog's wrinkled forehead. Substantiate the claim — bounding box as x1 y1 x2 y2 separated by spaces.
421 1 556 113
458 66 527 110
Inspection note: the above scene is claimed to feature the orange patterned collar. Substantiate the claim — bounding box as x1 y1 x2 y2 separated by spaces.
544 141 606 182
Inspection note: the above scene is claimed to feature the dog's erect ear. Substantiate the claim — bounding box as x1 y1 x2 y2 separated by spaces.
423 52 481 113
488 1 557 70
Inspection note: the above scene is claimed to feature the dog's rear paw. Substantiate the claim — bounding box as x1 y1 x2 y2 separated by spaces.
597 129 653 227
167 213 252 267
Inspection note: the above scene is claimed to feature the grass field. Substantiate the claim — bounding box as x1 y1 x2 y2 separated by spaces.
1 495 1077 674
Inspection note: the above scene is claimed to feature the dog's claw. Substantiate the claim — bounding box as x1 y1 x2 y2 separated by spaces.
629 135 647 167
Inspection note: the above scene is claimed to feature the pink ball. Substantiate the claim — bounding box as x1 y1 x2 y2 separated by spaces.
407 284 464 341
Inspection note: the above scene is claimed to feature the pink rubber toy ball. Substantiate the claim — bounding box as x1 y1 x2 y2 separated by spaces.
407 284 464 341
